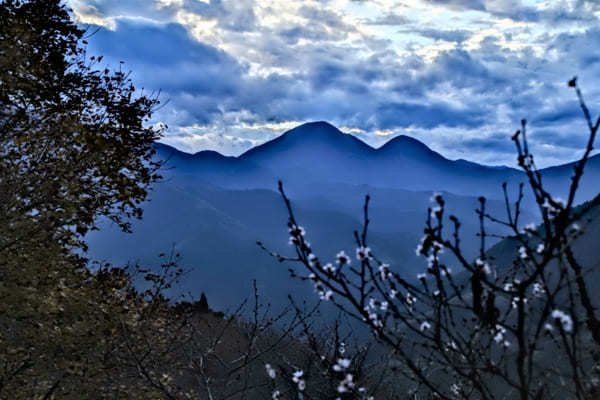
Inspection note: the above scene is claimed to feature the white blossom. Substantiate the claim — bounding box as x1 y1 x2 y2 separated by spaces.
292 370 303 382
511 297 527 309
427 254 436 268
523 222 537 235
272 390 281 400
367 312 383 328
333 358 351 371
292 370 306 391
431 206 443 219
378 264 390 280
298 380 306 391
323 263 336 274
493 325 506 344
430 192 443 203
519 246 528 259
265 363 276 379
420 321 431 332
337 374 355 393
552 309 573 332
356 246 372 261
542 197 565 214
483 263 492 275
288 225 306 245
415 236 428 256
289 225 306 237
336 251 351 265
319 289 333 301
450 383 460 395
368 297 377 310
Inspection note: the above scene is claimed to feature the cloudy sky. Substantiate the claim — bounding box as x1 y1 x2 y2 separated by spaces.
68 0 600 167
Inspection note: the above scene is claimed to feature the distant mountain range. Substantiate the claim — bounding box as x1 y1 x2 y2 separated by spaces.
154 121 600 202
86 121 600 311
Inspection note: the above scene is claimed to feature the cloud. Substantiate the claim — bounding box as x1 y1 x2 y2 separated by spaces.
68 0 600 167
424 0 485 11
364 12 409 26
406 28 472 43
375 101 487 129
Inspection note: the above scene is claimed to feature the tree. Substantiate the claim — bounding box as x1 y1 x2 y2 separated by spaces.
269 79 600 399
0 1 168 398
0 0 162 257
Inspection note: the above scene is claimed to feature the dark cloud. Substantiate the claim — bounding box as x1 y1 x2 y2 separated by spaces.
420 49 510 94
298 5 351 32
375 101 487 130
86 19 247 124
456 133 515 154
531 103 581 127
71 0 600 164
424 0 485 11
75 0 161 19
365 12 409 26
279 24 345 45
405 28 472 43
530 128 589 150
549 28 600 71
424 0 600 25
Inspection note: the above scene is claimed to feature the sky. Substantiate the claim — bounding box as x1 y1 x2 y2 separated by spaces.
68 0 600 167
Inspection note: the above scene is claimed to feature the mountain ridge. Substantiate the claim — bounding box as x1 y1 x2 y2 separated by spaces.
154 121 600 201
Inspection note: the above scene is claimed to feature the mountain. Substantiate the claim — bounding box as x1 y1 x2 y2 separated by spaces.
85 121 600 311
153 142 274 188
86 180 530 311
239 121 376 186
155 121 600 202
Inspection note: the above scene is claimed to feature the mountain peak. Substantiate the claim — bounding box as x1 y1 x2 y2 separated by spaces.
284 121 343 138
240 121 375 161
296 121 338 130
378 134 446 160
379 135 430 151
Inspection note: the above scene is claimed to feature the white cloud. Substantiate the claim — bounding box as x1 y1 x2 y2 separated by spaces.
69 0 600 166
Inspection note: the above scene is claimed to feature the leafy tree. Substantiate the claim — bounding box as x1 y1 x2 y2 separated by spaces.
0 0 162 256
0 0 168 398
269 79 600 399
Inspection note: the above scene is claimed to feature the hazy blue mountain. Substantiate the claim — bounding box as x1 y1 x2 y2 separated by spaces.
537 155 600 203
239 121 376 187
155 121 600 202
86 179 528 311
86 121 599 311
153 142 275 189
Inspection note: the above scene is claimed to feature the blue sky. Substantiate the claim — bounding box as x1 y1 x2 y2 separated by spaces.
68 0 600 167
